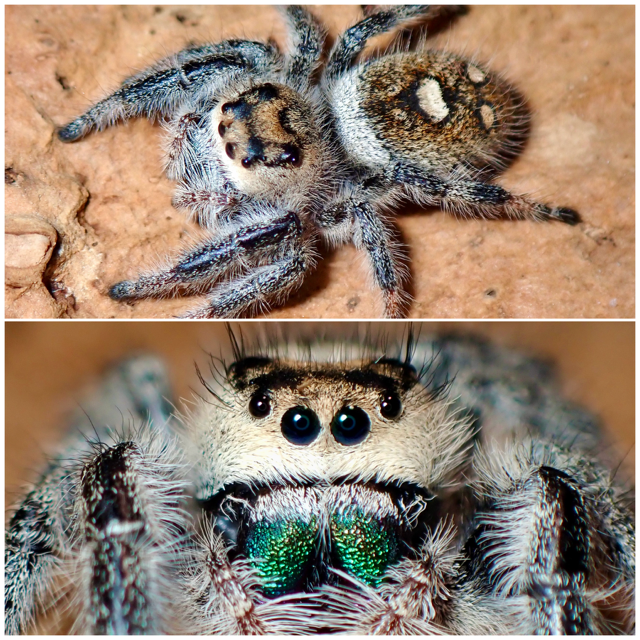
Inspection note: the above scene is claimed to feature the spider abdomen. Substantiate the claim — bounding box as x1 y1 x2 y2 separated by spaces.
330 52 525 174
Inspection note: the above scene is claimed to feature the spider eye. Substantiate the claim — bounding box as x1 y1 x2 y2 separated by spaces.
331 406 371 446
225 143 236 159
249 392 271 418
218 122 227 137
380 391 402 419
281 144 302 167
281 407 321 445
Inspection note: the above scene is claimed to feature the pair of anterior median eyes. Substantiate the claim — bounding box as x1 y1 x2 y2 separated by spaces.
248 390 403 446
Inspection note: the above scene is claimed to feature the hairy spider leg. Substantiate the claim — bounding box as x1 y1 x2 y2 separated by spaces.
325 5 457 80
279 5 326 90
325 192 410 319
109 209 316 318
5 465 70 635
466 445 635 634
393 164 580 224
58 40 281 142
181 238 316 319
5 357 185 635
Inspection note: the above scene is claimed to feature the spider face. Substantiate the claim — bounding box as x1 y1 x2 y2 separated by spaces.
57 6 579 318
214 82 319 196
195 355 457 498
4 333 635 634
196 354 456 601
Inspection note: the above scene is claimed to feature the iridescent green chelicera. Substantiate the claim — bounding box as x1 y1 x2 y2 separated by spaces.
330 509 400 587
245 518 318 596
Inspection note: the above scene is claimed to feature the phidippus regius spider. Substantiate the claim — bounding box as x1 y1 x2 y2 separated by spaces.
6 329 633 634
56 6 580 318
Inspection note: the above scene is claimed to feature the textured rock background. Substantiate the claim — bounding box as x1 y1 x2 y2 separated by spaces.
5 6 634 319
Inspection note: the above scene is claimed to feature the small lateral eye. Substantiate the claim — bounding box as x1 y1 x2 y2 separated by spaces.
218 122 227 137
380 392 402 419
225 143 236 159
249 392 271 418
331 406 371 446
281 407 321 445
281 144 302 167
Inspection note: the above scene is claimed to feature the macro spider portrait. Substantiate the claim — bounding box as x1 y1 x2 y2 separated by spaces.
6 329 634 634
53 5 582 318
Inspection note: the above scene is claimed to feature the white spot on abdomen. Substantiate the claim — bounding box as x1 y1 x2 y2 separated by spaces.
480 104 495 130
416 77 449 123
467 64 486 84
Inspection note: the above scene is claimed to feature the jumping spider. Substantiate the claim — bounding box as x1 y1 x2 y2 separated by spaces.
57 6 579 318
5 331 633 634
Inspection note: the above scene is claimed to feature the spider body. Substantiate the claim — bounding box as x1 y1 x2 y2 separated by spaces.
5 333 634 634
57 6 578 318
329 51 516 173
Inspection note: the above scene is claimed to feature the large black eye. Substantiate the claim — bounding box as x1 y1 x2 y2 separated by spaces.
331 406 371 446
380 392 402 419
281 144 302 167
249 392 271 418
281 407 321 445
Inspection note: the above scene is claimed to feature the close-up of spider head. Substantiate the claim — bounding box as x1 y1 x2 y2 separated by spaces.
5 324 634 634
210 81 325 198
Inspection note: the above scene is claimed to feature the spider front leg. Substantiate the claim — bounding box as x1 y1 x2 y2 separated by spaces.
109 208 315 318
324 192 409 318
325 5 459 80
280 5 326 90
5 356 184 635
75 437 190 634
394 163 581 224
183 235 315 318
5 465 71 635
58 40 280 142
466 442 635 634
5 434 188 635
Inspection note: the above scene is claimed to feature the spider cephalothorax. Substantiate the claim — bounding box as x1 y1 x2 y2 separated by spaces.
5 332 633 634
57 6 579 318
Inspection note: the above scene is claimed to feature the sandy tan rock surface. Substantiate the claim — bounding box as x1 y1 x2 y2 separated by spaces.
5 6 634 319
